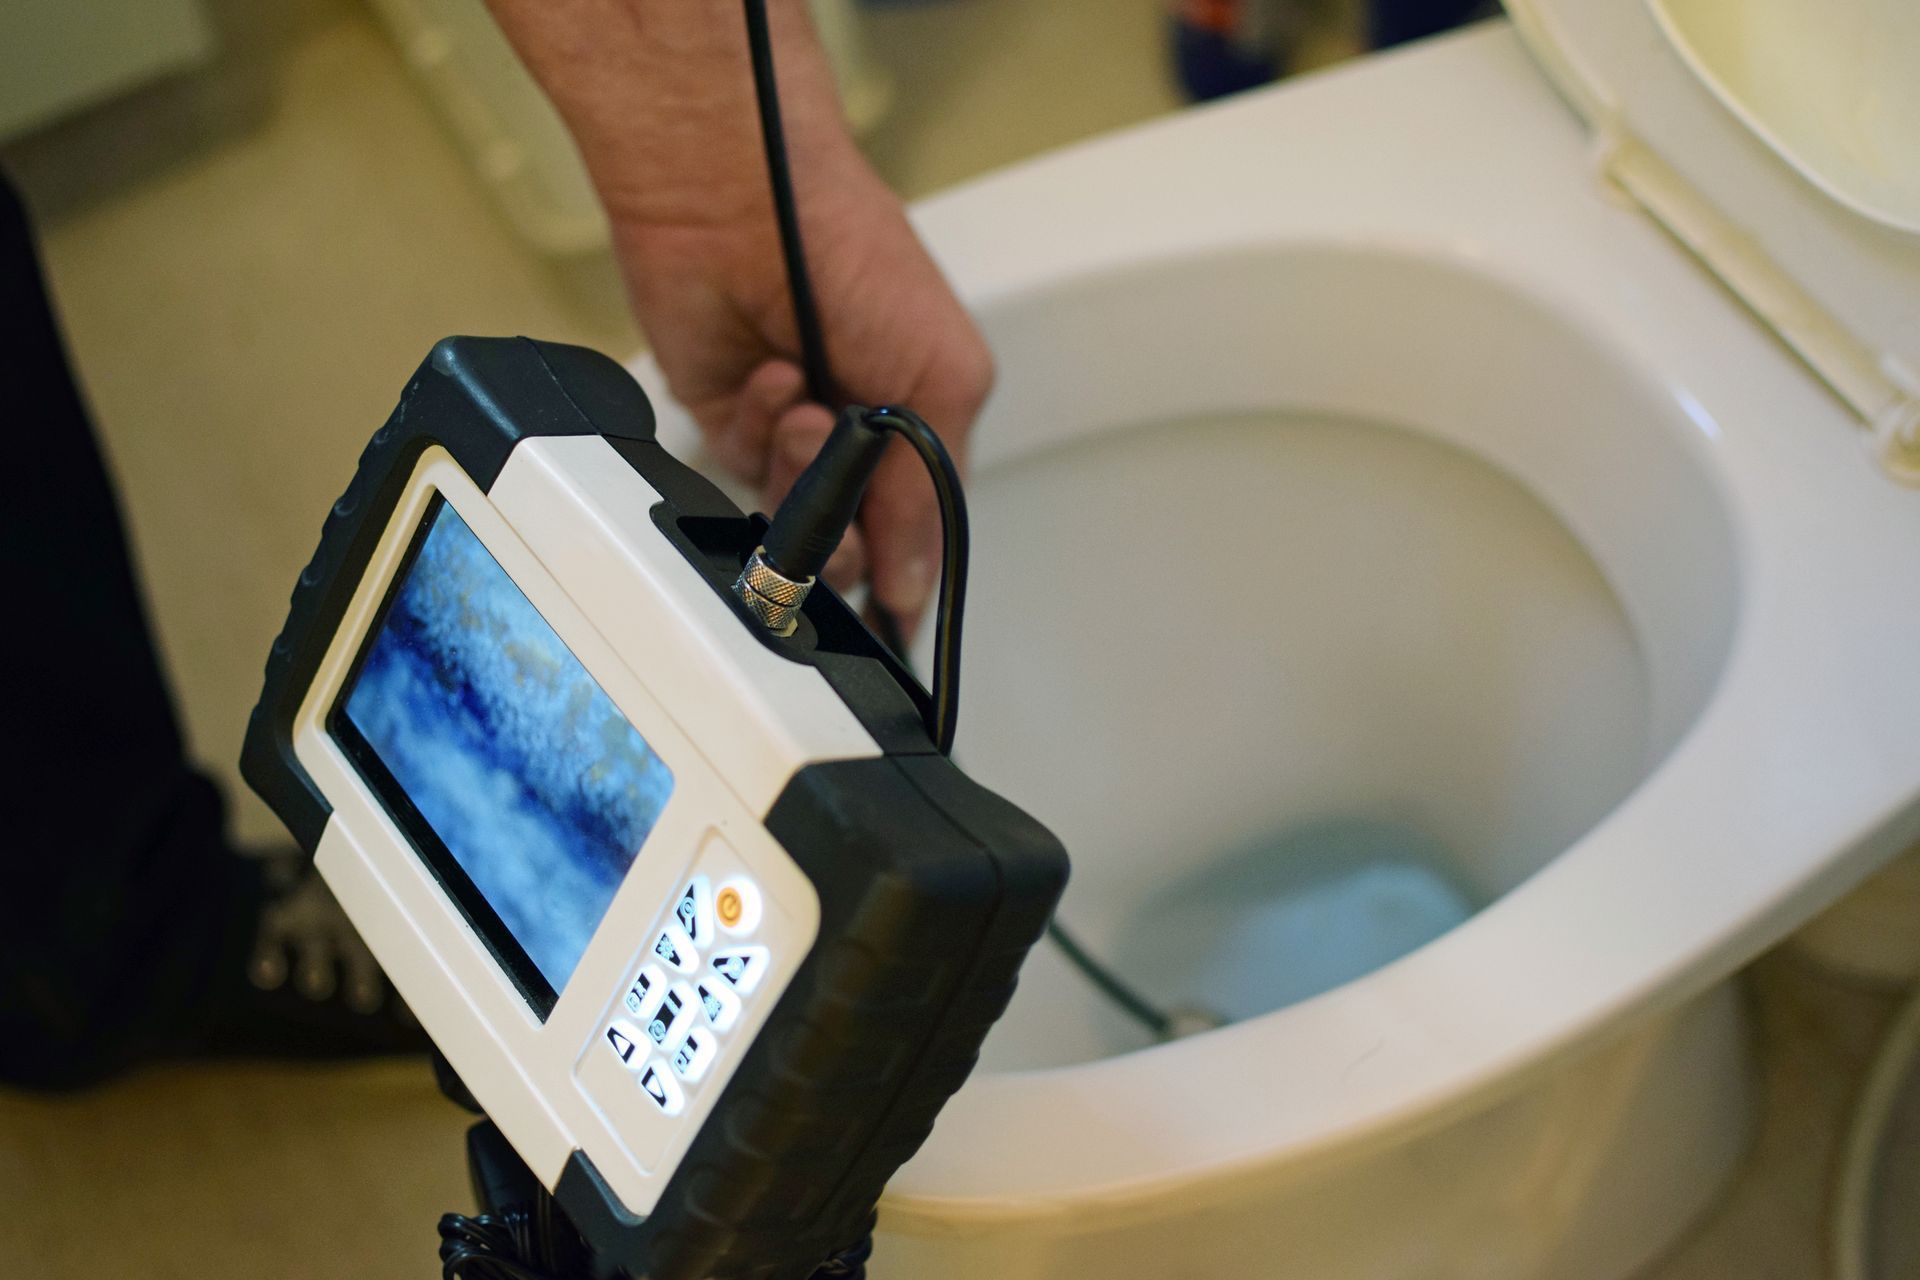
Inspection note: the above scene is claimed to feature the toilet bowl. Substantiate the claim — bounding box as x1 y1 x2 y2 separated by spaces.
635 5 1920 1276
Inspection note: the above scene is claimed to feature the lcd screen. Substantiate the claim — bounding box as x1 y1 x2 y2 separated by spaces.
333 498 674 1016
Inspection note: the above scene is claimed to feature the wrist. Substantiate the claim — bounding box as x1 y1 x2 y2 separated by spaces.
490 0 861 233
607 136 893 279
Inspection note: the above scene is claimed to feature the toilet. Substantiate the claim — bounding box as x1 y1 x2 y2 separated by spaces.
635 1 1920 1275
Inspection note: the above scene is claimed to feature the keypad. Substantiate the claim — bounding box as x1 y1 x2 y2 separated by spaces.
709 945 769 995
605 1020 645 1069
674 876 713 946
694 977 741 1032
605 870 772 1116
669 1025 716 1083
651 923 698 974
644 986 689 1047
622 965 667 1019
714 877 761 934
638 1061 685 1115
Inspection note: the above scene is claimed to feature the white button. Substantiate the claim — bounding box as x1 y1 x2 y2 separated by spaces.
650 923 698 974
605 1019 645 1069
643 983 693 1047
694 977 741 1033
621 965 668 1020
638 1060 685 1115
673 876 714 947
669 1025 718 1083
713 877 762 936
709 945 770 995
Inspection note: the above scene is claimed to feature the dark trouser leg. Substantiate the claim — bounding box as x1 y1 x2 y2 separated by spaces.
0 172 255 1088
1368 0 1492 49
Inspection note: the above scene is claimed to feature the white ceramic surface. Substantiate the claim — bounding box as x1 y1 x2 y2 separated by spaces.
1504 0 1920 449
632 21 1920 1279
1652 0 1920 233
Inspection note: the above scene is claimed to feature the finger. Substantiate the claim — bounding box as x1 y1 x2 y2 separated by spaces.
822 524 867 594
715 359 806 484
759 401 838 512
859 437 945 636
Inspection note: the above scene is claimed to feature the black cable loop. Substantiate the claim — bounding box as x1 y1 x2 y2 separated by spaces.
439 1208 565 1280
862 406 967 755
739 0 1173 1043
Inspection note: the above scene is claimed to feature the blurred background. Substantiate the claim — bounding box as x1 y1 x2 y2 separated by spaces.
2 0 1298 857
0 6 1357 1276
0 0 1395 856
0 2 1906 1277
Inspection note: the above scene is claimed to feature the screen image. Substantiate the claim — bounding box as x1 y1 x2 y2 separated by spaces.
334 499 674 1016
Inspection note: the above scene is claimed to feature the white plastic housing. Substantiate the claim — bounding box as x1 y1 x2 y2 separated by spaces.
290 438 879 1215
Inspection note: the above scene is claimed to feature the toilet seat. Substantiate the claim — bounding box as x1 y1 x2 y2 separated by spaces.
833 24 1920 1211
1505 0 1920 481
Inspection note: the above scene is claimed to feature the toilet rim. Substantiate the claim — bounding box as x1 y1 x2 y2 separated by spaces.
634 392 1920 1212
629 24 1920 1215
878 577 1920 1211
875 29 1920 1210
873 593 1920 1212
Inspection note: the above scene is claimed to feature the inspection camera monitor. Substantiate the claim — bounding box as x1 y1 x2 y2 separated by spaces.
241 336 1068 1280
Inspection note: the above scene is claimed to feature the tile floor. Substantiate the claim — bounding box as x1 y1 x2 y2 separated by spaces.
2 2 1912 1276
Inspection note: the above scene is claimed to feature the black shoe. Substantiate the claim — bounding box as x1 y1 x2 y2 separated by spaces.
189 850 430 1062
2 842 428 1092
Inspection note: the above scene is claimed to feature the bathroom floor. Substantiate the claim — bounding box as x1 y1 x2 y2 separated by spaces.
0 950 1901 1278
1 1 1909 1276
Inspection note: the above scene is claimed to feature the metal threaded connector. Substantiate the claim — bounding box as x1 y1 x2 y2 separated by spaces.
733 546 813 636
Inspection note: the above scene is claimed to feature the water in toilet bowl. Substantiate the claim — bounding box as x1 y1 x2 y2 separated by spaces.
1109 815 1476 1024
957 410 1652 1071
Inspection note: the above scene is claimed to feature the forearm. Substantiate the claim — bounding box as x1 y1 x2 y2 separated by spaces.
484 0 861 233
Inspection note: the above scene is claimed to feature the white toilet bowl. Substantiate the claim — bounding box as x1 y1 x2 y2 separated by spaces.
637 7 1920 1277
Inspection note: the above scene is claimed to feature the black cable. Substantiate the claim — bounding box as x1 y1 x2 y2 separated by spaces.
740 0 1170 1039
742 0 963 757
743 0 834 407
862 407 966 754
438 1204 871 1280
851 472 1169 1032
438 1205 572 1280
1043 920 1171 1039
437 1147 866 1280
755 403 966 755
433 12 1159 1280
759 408 894 583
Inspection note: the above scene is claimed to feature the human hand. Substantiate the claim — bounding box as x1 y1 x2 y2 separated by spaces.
486 0 989 633
616 155 991 634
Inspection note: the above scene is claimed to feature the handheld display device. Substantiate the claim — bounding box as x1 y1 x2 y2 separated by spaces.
241 335 1068 1280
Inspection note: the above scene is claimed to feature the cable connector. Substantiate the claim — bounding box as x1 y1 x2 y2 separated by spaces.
733 406 891 635
734 545 813 636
